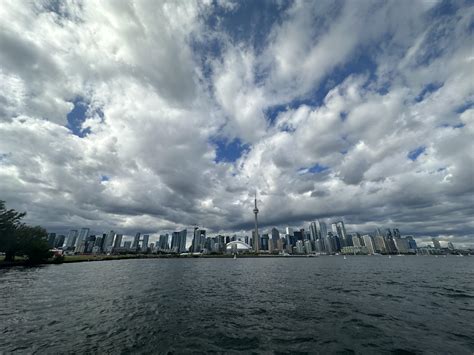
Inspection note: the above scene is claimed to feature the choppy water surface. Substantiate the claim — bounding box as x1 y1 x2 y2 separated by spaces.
1 256 473 354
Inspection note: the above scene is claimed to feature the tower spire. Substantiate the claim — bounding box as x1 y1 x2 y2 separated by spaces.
253 190 259 253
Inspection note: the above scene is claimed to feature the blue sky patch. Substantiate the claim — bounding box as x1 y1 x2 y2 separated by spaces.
213 138 249 163
455 102 473 114
298 163 329 175
100 175 110 182
415 82 443 102
67 98 91 138
408 146 426 161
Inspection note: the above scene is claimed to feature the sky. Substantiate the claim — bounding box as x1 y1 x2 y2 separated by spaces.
0 0 473 246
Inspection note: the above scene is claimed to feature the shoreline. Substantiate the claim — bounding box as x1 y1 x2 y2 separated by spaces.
1 253 468 268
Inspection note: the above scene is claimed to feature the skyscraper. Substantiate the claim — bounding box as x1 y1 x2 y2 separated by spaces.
271 227 280 252
158 234 169 251
142 234 149 251
103 230 115 253
63 230 78 250
362 235 375 254
309 222 318 241
132 233 140 251
192 228 206 252
113 234 123 249
47 233 56 248
432 237 441 249
171 229 187 253
253 192 259 253
374 235 387 253
75 228 90 252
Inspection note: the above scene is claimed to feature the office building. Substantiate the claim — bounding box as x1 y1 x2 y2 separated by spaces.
171 229 187 253
132 233 141 251
142 234 149 251
374 235 387 253
47 233 56 248
271 228 280 251
191 228 206 252
113 234 123 249
54 234 65 248
362 235 375 254
158 234 169 250
432 237 441 249
63 230 78 250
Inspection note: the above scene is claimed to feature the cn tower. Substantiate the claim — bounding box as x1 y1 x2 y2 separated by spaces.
253 192 259 253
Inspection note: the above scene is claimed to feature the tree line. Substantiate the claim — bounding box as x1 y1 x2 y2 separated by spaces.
0 200 52 264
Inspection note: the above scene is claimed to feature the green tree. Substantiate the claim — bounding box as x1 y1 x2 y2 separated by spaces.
0 200 26 262
0 201 51 263
18 225 52 263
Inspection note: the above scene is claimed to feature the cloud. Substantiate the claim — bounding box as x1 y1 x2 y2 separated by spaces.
0 0 473 246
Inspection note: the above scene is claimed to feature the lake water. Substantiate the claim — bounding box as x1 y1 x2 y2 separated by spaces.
1 256 473 353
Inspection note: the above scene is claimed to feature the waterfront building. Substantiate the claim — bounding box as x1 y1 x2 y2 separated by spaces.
171 229 187 253
385 235 398 254
362 235 375 254
448 241 455 250
293 230 303 241
323 233 334 254
314 238 324 253
374 235 387 253
332 221 349 247
393 237 410 254
54 234 65 248
226 241 251 253
304 240 312 254
74 228 90 252
103 230 115 253
341 246 369 255
276 238 284 252
63 230 78 250
286 227 294 236
47 233 56 248
123 241 132 250
142 234 149 251
113 234 123 249
158 234 169 250
191 228 206 252
84 235 96 253
352 234 363 247
93 234 105 252
271 228 280 251
432 237 441 249
295 240 304 254
132 233 141 251
261 234 269 251
309 222 318 241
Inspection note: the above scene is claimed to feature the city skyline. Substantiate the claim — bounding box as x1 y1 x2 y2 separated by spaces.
0 1 473 247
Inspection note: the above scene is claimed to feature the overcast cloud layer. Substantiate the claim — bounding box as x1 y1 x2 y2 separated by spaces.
0 0 473 246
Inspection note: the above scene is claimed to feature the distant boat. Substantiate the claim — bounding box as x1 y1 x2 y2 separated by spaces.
343 255 347 260
388 255 392 259
233 253 237 259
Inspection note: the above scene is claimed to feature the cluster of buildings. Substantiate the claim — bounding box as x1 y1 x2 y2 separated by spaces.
47 224 456 256
46 195 461 256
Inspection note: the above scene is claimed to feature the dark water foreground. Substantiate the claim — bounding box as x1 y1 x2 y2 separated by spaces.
1 256 473 354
